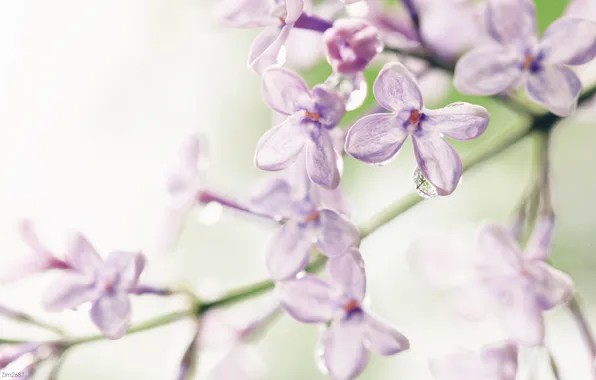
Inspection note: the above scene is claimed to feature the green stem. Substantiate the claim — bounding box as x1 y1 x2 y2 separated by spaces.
64 310 192 347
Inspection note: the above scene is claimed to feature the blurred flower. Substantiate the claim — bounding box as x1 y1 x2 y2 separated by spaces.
277 248 409 380
345 62 490 196
455 0 596 116
0 343 59 378
0 220 69 284
409 222 573 346
430 341 518 380
250 177 359 280
158 134 206 249
256 68 346 189
323 18 384 73
43 233 146 339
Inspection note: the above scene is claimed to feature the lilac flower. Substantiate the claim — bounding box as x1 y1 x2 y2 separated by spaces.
158 134 206 249
345 62 490 196
43 233 146 339
454 0 596 116
255 67 346 189
323 18 384 74
430 342 518 380
250 177 359 280
216 0 305 73
409 222 573 346
0 220 69 284
277 248 409 379
0 344 40 370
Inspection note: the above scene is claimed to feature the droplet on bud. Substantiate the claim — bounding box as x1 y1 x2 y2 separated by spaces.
324 72 367 111
413 167 438 199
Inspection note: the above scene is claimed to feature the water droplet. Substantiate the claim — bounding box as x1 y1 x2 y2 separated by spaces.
324 72 368 111
413 167 438 199
196 201 222 225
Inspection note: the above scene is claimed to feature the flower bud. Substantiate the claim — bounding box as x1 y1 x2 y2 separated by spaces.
323 19 383 74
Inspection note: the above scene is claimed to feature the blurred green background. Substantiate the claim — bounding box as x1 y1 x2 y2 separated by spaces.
0 0 595 379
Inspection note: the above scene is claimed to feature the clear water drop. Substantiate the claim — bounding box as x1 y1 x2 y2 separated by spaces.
413 167 438 199
324 72 368 111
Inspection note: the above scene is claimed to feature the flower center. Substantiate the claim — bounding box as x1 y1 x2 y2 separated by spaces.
343 299 360 313
304 111 321 121
523 54 535 71
304 211 320 223
409 109 422 126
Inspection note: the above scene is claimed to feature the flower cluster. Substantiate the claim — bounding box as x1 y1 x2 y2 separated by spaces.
1 0 595 379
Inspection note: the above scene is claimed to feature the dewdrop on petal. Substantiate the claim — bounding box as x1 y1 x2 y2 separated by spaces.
413 167 438 199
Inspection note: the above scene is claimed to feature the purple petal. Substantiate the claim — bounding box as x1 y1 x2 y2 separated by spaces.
524 215 555 261
474 223 523 277
249 178 294 218
363 313 409 356
326 247 366 301
197 309 238 349
276 274 337 323
526 64 582 116
448 284 493 320
255 115 307 171
43 273 98 311
65 232 103 275
344 113 409 165
285 0 305 24
166 134 203 198
541 17 596 66
485 0 537 45
373 62 423 112
18 220 51 257
90 293 132 339
215 0 273 28
209 344 266 380
103 251 146 290
526 261 573 310
492 279 545 346
321 318 369 380
316 209 359 257
266 221 313 280
311 86 346 128
454 45 523 95
411 131 463 196
248 25 291 75
261 67 311 115
305 128 341 189
423 102 490 141
430 343 518 380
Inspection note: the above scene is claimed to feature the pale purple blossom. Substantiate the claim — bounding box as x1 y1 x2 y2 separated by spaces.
323 18 384 73
345 62 490 195
409 222 573 346
0 220 69 284
250 177 359 280
43 233 146 339
455 0 596 116
255 67 346 189
277 248 409 379
430 342 518 380
158 134 206 249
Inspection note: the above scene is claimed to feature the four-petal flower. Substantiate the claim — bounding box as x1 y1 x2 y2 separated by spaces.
455 0 596 116
43 233 146 339
277 248 410 380
345 62 490 195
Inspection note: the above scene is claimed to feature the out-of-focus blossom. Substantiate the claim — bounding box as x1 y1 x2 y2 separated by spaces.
409 222 573 346
430 342 518 380
0 343 58 378
277 248 409 379
345 62 490 196
193 300 279 380
0 220 69 284
323 18 384 73
250 177 359 280
256 68 346 189
43 233 146 339
158 134 207 249
420 0 486 61
455 0 596 116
